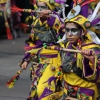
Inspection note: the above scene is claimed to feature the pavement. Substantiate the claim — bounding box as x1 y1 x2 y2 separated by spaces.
0 34 32 100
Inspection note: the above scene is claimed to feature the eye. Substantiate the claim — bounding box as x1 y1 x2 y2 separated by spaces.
65 28 70 32
41 6 47 9
71 28 79 33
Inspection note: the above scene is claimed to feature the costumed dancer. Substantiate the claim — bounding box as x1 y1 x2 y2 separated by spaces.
20 0 66 100
56 1 100 100
0 0 13 40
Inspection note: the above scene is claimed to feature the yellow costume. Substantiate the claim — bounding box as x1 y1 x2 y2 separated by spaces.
60 2 100 99
22 0 65 99
62 38 100 100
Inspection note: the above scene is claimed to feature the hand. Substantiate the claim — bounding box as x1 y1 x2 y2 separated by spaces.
81 49 95 64
37 10 51 18
20 61 28 69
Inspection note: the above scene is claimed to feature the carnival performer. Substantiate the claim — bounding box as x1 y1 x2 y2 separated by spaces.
0 0 13 40
58 2 100 100
20 0 66 100
6 0 22 39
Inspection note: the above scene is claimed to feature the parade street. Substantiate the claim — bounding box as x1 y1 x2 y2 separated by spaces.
0 34 32 100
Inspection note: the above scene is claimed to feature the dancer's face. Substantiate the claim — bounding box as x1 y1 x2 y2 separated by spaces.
37 2 49 11
65 22 82 44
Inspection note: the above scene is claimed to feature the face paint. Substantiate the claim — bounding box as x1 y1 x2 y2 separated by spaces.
37 2 49 11
65 28 80 36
